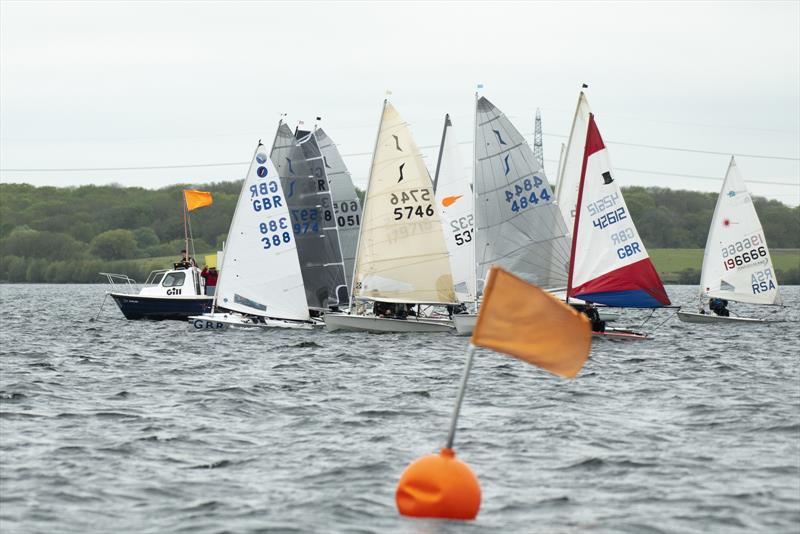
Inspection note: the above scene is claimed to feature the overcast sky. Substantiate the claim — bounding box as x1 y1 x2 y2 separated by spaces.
1 1 798 205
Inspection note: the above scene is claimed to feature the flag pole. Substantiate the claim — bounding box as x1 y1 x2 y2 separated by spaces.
445 344 477 449
182 194 189 264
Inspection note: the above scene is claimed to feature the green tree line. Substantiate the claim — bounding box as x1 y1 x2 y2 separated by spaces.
0 181 798 283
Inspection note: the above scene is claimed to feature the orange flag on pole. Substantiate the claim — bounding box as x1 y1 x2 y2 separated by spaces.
183 189 213 212
471 267 591 378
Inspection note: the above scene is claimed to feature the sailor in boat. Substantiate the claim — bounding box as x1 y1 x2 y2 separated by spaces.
175 249 197 269
709 298 730 317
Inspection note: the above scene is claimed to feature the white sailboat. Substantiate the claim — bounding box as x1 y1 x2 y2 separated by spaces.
324 100 457 333
453 94 572 335
566 110 671 339
677 157 782 324
189 139 313 330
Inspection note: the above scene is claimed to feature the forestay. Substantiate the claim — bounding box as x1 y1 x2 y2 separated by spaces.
568 114 670 308
700 157 782 305
434 115 476 302
555 91 591 234
214 142 310 321
352 101 456 304
314 127 363 295
474 96 571 292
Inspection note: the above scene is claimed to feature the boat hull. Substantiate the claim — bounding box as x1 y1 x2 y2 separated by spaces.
677 311 767 324
324 312 453 333
453 314 477 336
110 292 212 321
188 312 315 330
593 327 650 341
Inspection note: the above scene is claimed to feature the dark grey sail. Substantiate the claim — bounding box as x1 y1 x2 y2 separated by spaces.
312 128 363 294
271 123 348 309
474 96 571 292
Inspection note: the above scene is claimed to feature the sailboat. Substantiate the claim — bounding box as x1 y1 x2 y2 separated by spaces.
271 122 350 312
312 126 363 298
677 157 782 323
452 95 572 335
189 139 313 330
566 111 671 339
324 100 457 333
433 114 476 304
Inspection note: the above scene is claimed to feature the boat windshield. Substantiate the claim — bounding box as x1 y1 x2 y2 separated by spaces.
162 272 185 288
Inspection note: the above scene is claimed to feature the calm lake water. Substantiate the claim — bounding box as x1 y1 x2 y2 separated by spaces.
1 284 798 533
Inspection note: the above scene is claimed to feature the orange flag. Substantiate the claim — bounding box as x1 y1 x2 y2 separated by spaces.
471 267 591 378
183 189 213 211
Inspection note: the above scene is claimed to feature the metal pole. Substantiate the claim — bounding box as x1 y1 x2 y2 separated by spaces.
445 344 477 449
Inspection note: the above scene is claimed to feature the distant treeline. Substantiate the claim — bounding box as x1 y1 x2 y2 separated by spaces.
0 181 798 283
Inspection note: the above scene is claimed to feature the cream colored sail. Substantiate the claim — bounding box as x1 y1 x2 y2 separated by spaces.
352 101 456 304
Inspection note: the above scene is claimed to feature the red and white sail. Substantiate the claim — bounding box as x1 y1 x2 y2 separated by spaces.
567 114 670 308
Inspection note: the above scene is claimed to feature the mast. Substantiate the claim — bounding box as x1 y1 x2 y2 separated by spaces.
348 98 388 310
565 112 594 304
432 113 451 193
211 141 262 312
471 90 479 301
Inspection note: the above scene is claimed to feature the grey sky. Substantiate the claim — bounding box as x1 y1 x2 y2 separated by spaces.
1 1 798 205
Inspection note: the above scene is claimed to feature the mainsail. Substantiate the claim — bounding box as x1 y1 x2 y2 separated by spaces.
214 141 310 321
568 113 670 308
314 127 363 295
352 101 456 304
555 91 592 233
434 114 476 302
271 123 348 309
474 96 571 292
700 157 782 305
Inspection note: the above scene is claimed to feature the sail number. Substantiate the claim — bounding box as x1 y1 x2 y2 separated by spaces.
449 215 474 247
721 234 764 258
391 188 434 220
250 181 284 212
291 208 320 235
504 177 550 213
586 192 620 216
724 246 767 270
592 207 627 229
259 216 292 249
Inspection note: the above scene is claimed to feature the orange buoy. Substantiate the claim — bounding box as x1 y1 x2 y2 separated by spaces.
395 447 481 520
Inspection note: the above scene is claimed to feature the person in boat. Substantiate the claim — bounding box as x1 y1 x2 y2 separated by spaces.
583 303 606 333
373 301 393 318
201 266 218 296
175 249 197 269
709 297 730 317
446 303 467 317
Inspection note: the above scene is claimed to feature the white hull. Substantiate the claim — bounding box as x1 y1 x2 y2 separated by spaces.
453 314 477 336
189 312 315 330
677 311 767 324
324 312 453 333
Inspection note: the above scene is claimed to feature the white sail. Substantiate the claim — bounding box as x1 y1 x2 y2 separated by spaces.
556 91 592 233
214 141 310 321
434 115 476 302
700 157 782 305
352 101 456 304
